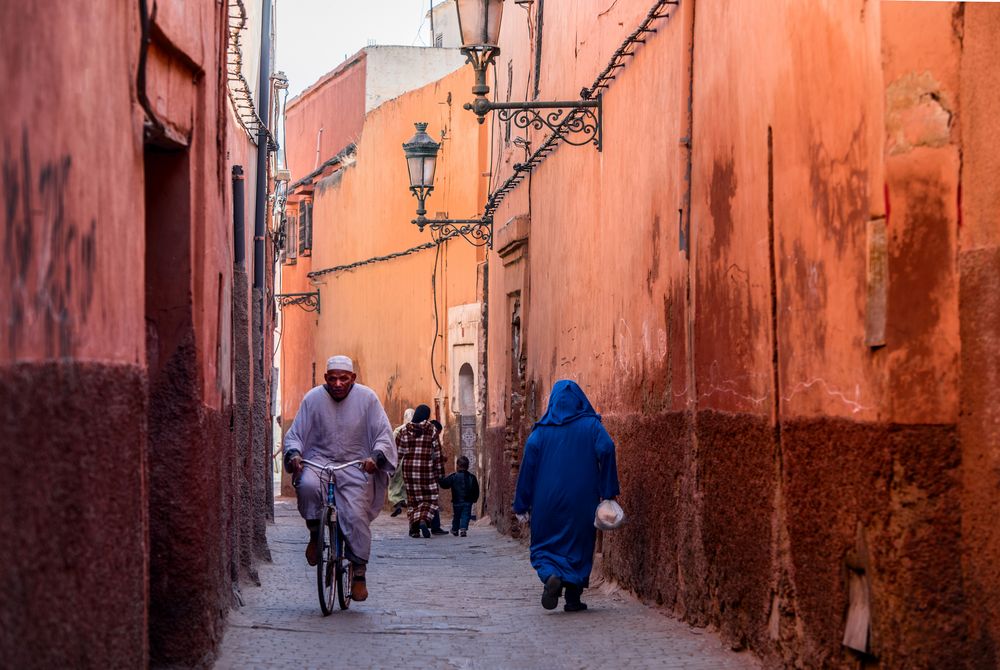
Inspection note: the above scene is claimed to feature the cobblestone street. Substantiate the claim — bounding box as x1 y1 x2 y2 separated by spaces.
217 500 758 669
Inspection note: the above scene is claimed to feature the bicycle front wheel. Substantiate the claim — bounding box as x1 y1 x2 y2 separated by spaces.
317 513 336 616
336 530 353 610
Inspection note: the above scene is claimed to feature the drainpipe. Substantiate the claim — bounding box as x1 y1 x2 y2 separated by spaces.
233 165 245 268
253 0 272 293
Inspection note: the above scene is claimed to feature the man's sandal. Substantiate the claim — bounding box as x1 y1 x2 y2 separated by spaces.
350 575 368 602
305 538 319 566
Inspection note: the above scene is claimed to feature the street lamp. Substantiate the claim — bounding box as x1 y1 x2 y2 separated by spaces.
454 0 503 103
402 122 439 224
402 122 493 247
454 0 602 148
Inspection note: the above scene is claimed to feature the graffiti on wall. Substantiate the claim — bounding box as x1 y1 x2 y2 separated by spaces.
3 128 97 358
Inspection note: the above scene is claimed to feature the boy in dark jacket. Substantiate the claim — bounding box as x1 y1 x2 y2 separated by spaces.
439 456 480 537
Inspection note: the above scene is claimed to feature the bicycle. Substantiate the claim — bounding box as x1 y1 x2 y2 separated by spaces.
299 457 366 615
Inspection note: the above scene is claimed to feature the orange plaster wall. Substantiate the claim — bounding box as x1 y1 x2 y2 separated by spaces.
279 251 317 427
881 1 962 426
689 1 887 423
486 0 693 425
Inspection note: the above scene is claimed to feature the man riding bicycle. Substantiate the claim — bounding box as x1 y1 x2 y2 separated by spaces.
283 355 397 602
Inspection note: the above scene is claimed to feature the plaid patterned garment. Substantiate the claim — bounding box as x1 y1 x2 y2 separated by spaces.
396 420 445 525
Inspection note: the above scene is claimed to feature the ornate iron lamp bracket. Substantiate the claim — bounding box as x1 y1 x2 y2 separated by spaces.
465 97 602 150
413 216 494 248
275 291 320 313
461 45 603 151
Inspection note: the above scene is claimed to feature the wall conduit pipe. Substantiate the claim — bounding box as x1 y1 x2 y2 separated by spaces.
233 165 246 268
253 0 272 292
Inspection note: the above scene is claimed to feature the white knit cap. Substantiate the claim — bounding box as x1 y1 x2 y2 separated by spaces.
326 355 354 372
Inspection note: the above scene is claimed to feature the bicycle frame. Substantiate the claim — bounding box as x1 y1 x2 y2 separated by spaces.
299 458 365 614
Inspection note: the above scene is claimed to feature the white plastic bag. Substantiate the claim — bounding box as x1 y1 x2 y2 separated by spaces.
594 499 626 530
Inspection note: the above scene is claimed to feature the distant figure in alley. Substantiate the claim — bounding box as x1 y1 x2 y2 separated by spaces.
396 404 446 538
439 455 480 537
513 380 621 612
389 407 415 517
283 355 397 602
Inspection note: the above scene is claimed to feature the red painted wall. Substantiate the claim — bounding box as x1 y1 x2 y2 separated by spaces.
284 52 367 181
1 1 271 667
482 1 1000 666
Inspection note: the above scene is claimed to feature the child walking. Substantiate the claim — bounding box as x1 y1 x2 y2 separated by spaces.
439 456 480 537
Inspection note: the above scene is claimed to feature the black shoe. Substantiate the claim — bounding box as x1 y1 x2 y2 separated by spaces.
451 529 459 536
431 528 448 535
390 506 403 517
541 575 562 610
408 522 420 538
420 523 430 538
563 583 587 612
459 529 467 537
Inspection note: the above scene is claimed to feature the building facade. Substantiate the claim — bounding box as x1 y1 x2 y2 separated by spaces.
1 1 278 666
478 1 1000 667
278 48 484 490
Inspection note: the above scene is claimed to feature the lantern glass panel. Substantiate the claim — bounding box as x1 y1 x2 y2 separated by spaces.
456 0 504 47
406 155 437 189
421 156 437 187
407 156 427 189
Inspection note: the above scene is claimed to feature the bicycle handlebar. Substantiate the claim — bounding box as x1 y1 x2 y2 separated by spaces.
299 458 366 475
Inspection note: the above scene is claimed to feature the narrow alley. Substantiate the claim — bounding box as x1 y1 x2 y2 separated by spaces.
5 1 1000 668
217 501 757 669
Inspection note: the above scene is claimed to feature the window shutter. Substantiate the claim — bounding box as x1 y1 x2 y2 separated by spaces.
298 202 307 255
287 210 298 261
303 200 313 255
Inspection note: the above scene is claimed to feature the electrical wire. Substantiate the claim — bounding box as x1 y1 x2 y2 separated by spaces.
429 236 443 391
308 230 457 278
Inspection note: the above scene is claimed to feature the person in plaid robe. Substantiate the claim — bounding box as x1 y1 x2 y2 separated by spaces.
396 404 445 538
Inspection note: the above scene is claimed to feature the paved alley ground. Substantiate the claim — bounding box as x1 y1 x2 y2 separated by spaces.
216 500 759 670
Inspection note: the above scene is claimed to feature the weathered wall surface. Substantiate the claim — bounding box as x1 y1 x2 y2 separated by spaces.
482 0 1000 667
1 1 272 667
957 3 1000 663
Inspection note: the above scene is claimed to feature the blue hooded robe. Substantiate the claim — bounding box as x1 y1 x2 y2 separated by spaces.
513 380 620 587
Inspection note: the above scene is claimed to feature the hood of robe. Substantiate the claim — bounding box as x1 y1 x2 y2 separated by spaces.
404 419 438 437
535 380 600 427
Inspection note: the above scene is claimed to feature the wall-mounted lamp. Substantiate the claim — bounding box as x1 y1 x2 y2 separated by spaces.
402 122 493 247
455 0 602 148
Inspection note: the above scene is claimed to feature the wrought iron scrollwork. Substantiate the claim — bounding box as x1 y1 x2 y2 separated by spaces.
427 219 493 248
275 291 320 313
494 106 601 148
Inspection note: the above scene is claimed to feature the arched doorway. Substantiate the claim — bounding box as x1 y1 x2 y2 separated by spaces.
458 363 477 473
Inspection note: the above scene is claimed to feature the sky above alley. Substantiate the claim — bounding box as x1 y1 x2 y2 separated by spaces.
276 0 435 97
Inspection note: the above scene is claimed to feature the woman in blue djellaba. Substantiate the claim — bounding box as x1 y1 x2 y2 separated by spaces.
513 380 620 612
